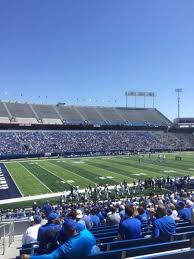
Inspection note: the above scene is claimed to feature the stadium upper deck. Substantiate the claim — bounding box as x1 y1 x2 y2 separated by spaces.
0 101 171 127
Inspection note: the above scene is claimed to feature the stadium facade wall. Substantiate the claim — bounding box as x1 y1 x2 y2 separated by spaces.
1 148 194 161
0 122 169 131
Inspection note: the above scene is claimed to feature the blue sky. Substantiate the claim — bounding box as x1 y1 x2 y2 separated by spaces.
0 0 193 120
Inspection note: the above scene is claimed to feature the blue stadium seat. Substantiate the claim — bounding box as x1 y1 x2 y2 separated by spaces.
87 239 190 259
137 248 194 259
19 240 190 259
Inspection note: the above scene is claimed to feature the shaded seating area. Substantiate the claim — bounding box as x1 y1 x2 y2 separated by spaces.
0 101 172 128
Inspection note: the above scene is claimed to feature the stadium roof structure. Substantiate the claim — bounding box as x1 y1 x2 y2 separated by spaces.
0 101 172 127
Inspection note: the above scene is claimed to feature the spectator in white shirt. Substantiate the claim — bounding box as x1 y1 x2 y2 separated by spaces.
22 215 42 245
167 203 179 221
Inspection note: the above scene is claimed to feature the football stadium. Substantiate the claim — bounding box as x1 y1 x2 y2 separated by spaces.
1 1 194 259
1 101 194 259
0 102 193 200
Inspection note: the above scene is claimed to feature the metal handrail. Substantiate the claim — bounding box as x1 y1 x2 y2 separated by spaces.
0 221 15 255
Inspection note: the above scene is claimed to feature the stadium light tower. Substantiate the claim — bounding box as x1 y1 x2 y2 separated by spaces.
175 88 182 119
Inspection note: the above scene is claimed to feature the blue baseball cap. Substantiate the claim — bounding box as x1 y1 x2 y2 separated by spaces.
48 212 59 221
178 201 185 208
34 215 42 224
63 218 77 231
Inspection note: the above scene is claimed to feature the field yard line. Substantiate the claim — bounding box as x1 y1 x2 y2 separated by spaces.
47 161 96 185
36 163 71 185
89 159 143 180
109 157 168 176
96 158 154 175
19 162 52 193
111 157 188 176
4 163 24 197
84 162 134 182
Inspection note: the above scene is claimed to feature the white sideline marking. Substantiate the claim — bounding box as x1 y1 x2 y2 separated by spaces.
189 168 194 171
67 180 74 183
132 173 147 176
164 170 176 173
73 161 85 164
97 176 114 180
61 180 74 184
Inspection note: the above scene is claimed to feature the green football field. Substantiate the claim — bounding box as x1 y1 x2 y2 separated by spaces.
4 152 194 197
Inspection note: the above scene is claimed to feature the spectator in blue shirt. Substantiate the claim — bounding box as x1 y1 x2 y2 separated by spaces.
90 208 100 227
21 218 97 259
119 205 126 220
152 206 176 241
136 206 148 225
96 208 105 223
37 212 62 254
119 205 142 240
178 201 192 221
42 201 53 217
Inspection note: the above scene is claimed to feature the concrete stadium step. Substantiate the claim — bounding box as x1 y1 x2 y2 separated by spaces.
1 235 22 259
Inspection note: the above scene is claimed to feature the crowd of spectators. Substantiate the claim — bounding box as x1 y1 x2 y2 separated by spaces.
1 176 191 223
0 130 194 156
18 187 194 258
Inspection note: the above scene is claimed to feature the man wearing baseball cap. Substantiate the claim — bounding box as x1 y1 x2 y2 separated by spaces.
37 212 62 254
21 218 97 259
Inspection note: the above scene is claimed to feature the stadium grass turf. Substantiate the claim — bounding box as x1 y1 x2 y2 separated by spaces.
20 162 69 193
5 162 49 196
4 152 194 197
37 160 94 188
109 157 189 178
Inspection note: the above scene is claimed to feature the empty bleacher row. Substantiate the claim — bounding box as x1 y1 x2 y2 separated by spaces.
0 101 171 127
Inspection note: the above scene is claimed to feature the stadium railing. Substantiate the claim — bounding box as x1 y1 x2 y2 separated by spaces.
0 221 14 255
